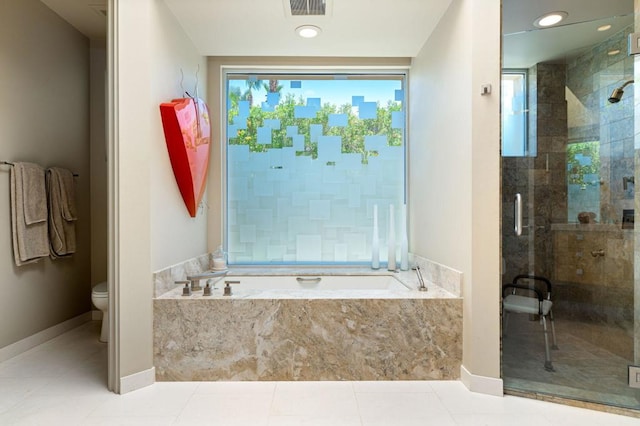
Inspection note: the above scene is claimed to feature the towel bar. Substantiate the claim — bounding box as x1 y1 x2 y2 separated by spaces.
1 161 79 177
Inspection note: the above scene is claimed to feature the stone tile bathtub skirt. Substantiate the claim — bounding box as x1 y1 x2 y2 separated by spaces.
154 298 462 381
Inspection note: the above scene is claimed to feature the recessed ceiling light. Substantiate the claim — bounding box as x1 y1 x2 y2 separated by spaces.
533 11 568 28
597 24 612 32
295 25 321 38
608 49 621 56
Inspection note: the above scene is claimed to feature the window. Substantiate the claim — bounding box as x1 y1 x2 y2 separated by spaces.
501 70 531 156
567 141 600 222
225 71 406 264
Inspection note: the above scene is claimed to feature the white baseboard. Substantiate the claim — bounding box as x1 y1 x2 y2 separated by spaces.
92 310 103 321
0 312 92 363
460 364 503 397
120 367 155 394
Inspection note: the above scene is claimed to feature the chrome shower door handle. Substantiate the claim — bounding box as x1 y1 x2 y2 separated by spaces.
514 193 523 236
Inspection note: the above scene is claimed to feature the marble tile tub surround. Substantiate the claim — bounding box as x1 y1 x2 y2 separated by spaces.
153 253 211 297
153 252 462 297
154 258 462 381
411 253 462 297
153 255 462 381
154 296 462 381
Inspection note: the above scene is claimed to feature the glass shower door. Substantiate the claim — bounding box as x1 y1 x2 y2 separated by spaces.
501 6 640 411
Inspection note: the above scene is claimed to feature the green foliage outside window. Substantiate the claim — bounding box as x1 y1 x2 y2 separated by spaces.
567 141 600 187
227 90 403 163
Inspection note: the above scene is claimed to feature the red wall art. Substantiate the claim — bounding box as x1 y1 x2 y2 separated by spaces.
159 97 211 217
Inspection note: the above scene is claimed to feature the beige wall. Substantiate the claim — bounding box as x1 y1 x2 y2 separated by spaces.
112 0 207 383
90 46 108 285
410 0 501 381
206 56 411 251
149 3 208 271
0 0 91 349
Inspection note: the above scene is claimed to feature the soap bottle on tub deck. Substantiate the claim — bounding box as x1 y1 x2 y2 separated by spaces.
212 245 227 270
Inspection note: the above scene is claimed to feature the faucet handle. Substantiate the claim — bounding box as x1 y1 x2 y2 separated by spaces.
175 281 191 296
223 280 240 296
203 282 213 296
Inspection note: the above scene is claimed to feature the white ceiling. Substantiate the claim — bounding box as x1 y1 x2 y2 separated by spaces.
162 0 453 57
40 0 636 66
503 0 634 68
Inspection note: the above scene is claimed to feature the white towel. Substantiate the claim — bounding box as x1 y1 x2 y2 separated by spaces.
46 167 77 258
10 162 49 266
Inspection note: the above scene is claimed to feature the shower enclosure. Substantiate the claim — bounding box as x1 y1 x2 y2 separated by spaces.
501 1 640 412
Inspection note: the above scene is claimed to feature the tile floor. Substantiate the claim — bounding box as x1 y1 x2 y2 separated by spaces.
0 321 638 425
503 313 640 409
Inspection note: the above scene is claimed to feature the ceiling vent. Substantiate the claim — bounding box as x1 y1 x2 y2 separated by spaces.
289 0 326 16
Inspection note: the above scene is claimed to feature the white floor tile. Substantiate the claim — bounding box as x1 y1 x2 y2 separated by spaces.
0 394 111 426
361 416 456 426
81 415 177 425
275 381 354 394
0 377 51 414
176 392 273 424
88 382 198 418
267 415 362 425
430 381 535 415
195 380 277 395
271 382 358 418
452 413 554 426
29 372 108 397
0 321 637 425
541 402 640 426
174 419 268 426
356 392 450 423
353 380 435 393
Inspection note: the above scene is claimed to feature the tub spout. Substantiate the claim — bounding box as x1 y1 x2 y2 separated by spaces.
186 270 228 291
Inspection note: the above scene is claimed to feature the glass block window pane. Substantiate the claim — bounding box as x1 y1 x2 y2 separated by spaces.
225 72 406 264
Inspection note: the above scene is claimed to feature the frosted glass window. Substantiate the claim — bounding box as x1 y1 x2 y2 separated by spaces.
226 72 406 264
501 70 531 157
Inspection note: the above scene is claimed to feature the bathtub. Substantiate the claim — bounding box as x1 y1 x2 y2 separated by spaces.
201 273 412 298
154 269 462 381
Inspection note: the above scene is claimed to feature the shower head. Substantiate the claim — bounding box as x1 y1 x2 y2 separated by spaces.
608 88 624 103
608 79 634 103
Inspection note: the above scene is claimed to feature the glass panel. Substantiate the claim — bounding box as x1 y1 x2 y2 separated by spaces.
225 73 406 264
501 70 529 157
501 6 639 411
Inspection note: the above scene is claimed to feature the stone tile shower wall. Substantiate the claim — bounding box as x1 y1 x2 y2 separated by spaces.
557 25 635 360
566 25 635 224
502 63 568 281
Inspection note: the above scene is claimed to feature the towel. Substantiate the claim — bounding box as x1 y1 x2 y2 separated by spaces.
21 162 48 224
10 162 49 266
46 167 77 258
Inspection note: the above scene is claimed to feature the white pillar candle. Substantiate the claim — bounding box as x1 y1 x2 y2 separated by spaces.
400 203 409 271
388 204 396 271
372 204 380 269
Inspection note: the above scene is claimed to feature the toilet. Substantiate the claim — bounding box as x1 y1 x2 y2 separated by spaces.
91 282 108 342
